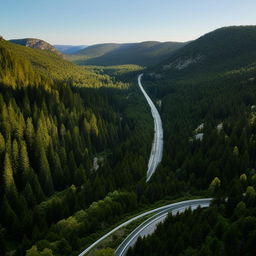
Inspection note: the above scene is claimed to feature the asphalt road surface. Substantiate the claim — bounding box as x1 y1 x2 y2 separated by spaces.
138 74 163 182
78 198 212 256
115 198 212 256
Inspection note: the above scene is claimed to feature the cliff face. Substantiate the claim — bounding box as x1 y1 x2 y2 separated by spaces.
9 38 62 56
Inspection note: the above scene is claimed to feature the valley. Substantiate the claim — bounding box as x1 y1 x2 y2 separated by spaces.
66 41 186 66
1 22 256 256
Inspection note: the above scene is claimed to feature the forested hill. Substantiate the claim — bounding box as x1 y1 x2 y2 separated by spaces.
3 25 256 256
9 38 62 56
127 25 256 256
148 26 256 79
68 41 186 66
0 34 154 255
1 38 126 88
142 25 256 192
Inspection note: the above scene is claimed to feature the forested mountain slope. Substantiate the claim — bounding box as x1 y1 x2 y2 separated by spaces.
0 36 154 255
127 25 256 255
149 26 256 79
75 43 121 58
142 25 256 194
1 38 125 88
2 25 256 256
68 41 186 66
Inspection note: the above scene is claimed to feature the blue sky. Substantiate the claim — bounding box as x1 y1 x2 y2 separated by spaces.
1 0 256 45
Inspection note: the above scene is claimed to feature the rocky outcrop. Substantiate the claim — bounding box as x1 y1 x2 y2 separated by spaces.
9 38 62 56
163 55 204 70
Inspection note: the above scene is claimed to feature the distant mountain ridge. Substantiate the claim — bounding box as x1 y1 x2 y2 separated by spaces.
54 44 87 54
9 38 62 56
150 26 256 78
68 41 187 66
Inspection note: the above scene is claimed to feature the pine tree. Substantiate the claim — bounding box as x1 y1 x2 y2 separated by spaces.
26 117 35 149
38 147 54 196
20 141 30 188
29 170 45 203
90 113 99 136
51 151 64 190
12 139 19 172
37 114 50 149
0 132 5 154
1 104 11 137
3 152 16 194
24 183 36 209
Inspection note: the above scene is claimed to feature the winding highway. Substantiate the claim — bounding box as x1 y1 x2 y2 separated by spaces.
115 198 212 256
138 74 163 182
77 198 212 256
77 75 211 256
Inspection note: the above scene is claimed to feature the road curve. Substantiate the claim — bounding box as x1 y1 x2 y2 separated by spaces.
115 198 212 256
77 198 212 256
138 74 163 182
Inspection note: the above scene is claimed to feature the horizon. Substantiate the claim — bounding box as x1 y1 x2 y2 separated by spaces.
1 0 256 45
5 25 256 47
7 38 188 46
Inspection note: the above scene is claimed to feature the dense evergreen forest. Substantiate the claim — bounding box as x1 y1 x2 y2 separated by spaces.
1 39 126 89
127 173 256 256
2 26 256 256
0 38 154 255
142 26 256 196
127 26 256 255
129 72 256 255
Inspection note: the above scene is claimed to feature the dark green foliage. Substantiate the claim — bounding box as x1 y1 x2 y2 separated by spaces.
31 191 137 256
3 25 256 256
149 26 256 80
140 26 256 199
127 175 256 256
125 25 256 256
0 37 153 255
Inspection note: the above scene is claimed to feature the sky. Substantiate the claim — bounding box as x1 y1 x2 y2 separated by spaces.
1 0 256 45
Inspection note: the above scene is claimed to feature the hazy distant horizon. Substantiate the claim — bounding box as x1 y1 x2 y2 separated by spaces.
7 38 190 46
4 24 255 46
1 0 256 45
